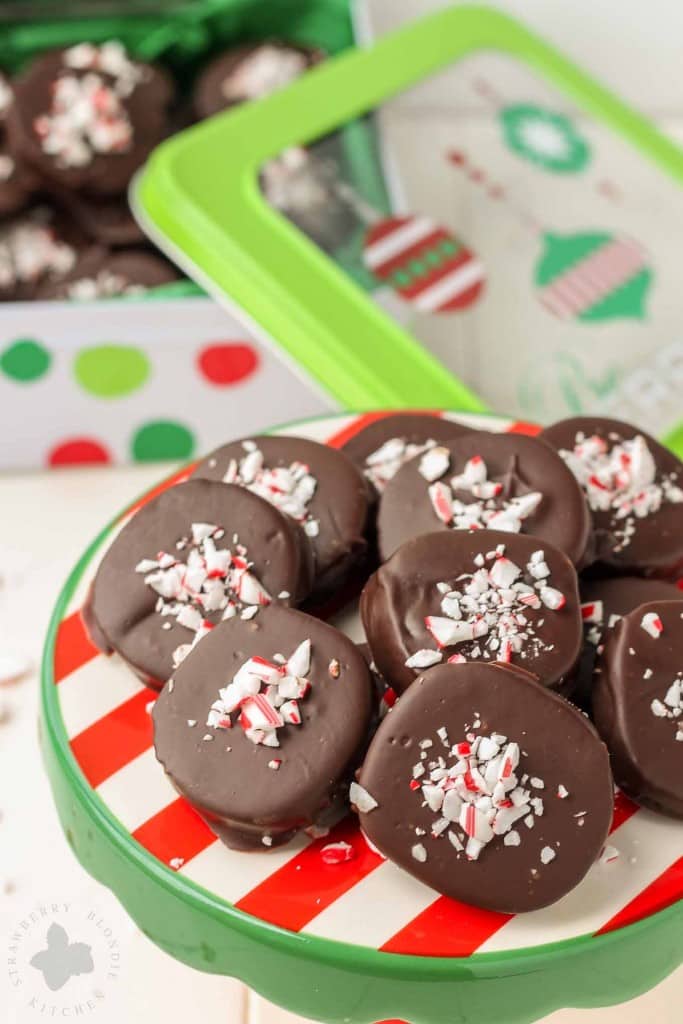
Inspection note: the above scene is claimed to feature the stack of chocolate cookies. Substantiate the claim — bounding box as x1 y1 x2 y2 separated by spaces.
85 412 683 914
0 38 331 300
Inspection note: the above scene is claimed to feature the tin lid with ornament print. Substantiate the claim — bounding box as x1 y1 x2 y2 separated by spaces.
134 6 683 447
41 411 682 1024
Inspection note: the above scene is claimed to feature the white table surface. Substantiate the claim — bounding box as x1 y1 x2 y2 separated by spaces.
0 462 679 1023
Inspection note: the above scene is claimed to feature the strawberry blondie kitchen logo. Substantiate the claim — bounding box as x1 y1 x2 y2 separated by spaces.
6 901 123 1017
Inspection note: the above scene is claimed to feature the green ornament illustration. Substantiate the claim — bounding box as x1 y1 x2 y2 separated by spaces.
501 104 590 174
535 231 653 322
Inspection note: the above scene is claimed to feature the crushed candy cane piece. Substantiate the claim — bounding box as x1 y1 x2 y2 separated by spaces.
364 436 437 492
205 640 316 745
600 844 620 865
540 846 556 865
321 841 355 865
641 612 663 639
559 431 683 552
222 440 320 538
350 781 378 813
405 648 443 669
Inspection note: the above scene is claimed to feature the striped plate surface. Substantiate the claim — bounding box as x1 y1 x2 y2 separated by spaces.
50 411 682 959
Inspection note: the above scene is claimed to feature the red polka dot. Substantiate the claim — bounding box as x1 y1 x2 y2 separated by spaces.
197 343 259 386
48 438 111 467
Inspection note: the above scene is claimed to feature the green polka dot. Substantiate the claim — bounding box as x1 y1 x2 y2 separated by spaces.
393 270 411 286
1 338 51 382
74 344 150 398
132 420 195 462
441 239 460 257
425 250 442 267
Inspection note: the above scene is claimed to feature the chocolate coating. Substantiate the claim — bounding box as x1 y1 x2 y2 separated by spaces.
153 605 373 849
593 599 683 818
361 529 582 695
7 47 173 196
340 413 471 497
53 190 146 247
37 247 179 300
355 661 613 913
575 575 682 712
85 479 314 689
193 42 323 120
541 416 683 578
192 436 369 601
0 204 90 301
377 431 591 566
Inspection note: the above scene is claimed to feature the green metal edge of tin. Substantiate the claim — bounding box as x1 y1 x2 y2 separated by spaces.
39 416 682 1024
134 3 683 419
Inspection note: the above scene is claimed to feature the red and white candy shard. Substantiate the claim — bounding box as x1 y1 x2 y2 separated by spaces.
410 722 557 863
205 639 314 747
650 675 683 739
641 611 663 639
320 840 355 865
136 523 271 665
407 545 567 669
1 219 76 287
559 432 683 552
364 437 437 491
221 45 308 102
222 440 320 538
425 453 543 534
34 69 135 169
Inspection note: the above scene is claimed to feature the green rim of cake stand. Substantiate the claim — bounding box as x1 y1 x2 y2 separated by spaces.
40 414 682 1024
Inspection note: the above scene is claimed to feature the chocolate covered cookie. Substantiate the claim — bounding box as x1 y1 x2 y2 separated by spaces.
593 599 683 818
153 604 373 849
377 431 591 566
193 42 323 119
84 479 314 689
352 661 613 913
0 205 88 301
575 575 682 711
541 416 683 578
37 247 179 300
192 436 369 601
54 190 146 247
361 529 582 696
340 413 471 496
7 42 173 196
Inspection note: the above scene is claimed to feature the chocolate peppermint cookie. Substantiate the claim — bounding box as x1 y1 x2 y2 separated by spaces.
340 413 471 497
541 416 683 578
153 604 373 850
84 479 314 689
37 247 179 300
575 575 682 711
593 599 683 818
53 190 146 247
361 529 582 696
7 42 173 196
192 436 369 601
0 205 89 301
352 661 613 913
193 42 323 119
377 431 591 566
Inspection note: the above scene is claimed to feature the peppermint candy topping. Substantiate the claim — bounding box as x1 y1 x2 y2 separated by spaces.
650 675 683 741
34 73 134 168
424 452 543 534
559 432 683 551
222 45 308 101
204 639 313 747
365 436 437 492
65 271 145 301
410 721 561 864
33 43 146 168
136 522 271 666
222 441 319 537
641 611 664 639
405 545 567 669
0 215 75 288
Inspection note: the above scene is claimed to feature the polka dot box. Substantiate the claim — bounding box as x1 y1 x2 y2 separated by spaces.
0 296 332 470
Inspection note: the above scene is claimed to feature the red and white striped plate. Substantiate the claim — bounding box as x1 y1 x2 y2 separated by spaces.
51 411 682 959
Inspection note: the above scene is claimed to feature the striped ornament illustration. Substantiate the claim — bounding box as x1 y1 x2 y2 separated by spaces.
535 231 652 322
362 215 486 314
49 413 682 960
